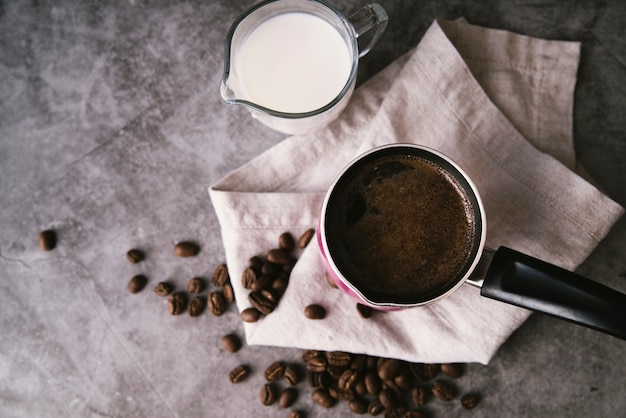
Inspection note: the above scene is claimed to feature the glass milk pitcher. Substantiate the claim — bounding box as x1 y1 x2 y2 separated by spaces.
220 0 388 135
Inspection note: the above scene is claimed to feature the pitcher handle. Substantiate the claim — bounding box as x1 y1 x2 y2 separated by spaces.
348 3 388 58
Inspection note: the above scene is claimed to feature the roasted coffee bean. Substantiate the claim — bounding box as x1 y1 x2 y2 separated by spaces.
378 359 402 381
249 256 264 271
187 277 205 294
174 241 199 257
167 292 186 315
284 364 300 386
382 379 402 401
287 411 303 418
126 248 144 264
302 350 322 363
354 379 367 396
306 355 328 372
409 363 428 383
242 267 258 289
153 281 173 297
229 364 250 384
208 291 227 316
222 282 235 303
394 369 414 390
248 291 276 315
326 351 351 367
127 274 147 294
221 334 242 353
378 388 397 409
365 372 382 396
368 397 384 415
240 307 262 322
188 296 205 317
329 385 354 401
328 364 348 380
325 273 338 289
307 371 327 388
298 228 315 249
441 363 463 378
312 388 336 408
279 232 296 251
267 248 291 265
264 361 286 382
271 277 288 295
387 406 408 418
38 229 57 251
338 369 359 391
261 260 281 276
424 363 441 380
304 304 326 319
432 380 455 401
348 397 369 414
260 383 277 406
251 275 274 292
411 387 429 406
279 387 298 408
356 303 373 318
461 393 480 409
211 263 230 286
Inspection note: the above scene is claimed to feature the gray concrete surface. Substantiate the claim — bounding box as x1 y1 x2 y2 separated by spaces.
1 0 625 417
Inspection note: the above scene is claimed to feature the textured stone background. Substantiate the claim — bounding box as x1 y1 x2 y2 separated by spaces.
1 0 625 417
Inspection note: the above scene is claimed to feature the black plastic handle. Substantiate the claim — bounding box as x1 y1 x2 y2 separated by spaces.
481 246 626 340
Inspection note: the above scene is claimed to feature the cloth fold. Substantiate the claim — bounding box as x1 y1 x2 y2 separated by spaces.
209 19 623 364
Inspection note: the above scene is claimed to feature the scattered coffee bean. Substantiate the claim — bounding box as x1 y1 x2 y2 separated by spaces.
212 263 230 286
287 411 304 418
261 261 281 276
441 363 463 378
279 387 298 408
356 303 373 318
174 241 199 257
461 393 480 409
365 372 382 397
167 292 186 315
298 228 315 249
126 248 144 263
127 274 147 294
221 334 242 353
188 296 205 317
326 351 351 367
229 364 250 384
378 388 397 409
279 232 296 251
187 277 204 294
304 304 326 319
222 282 235 303
424 363 441 380
378 358 402 381
306 355 328 373
404 410 427 418
250 275 274 292
264 361 286 382
348 397 368 414
260 383 277 406
411 386 429 406
153 281 173 297
338 369 359 391
240 307 262 322
395 369 414 390
284 364 300 386
432 380 455 402
242 267 258 289
249 291 276 315
208 291 227 316
367 398 384 415
38 229 57 251
312 388 336 408
267 248 291 265
249 255 264 271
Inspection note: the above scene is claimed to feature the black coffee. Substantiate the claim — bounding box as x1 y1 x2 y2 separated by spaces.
325 152 478 304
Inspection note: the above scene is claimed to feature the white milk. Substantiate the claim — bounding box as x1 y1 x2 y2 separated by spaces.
237 12 353 113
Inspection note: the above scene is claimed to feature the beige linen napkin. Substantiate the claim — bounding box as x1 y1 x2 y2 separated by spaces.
209 19 623 364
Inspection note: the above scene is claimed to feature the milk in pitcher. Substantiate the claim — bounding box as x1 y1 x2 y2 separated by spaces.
237 12 353 114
